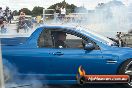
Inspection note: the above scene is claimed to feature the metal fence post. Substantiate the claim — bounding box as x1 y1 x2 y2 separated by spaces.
43 9 45 24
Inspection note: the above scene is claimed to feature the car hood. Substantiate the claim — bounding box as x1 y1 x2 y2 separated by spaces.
110 46 132 51
118 47 132 50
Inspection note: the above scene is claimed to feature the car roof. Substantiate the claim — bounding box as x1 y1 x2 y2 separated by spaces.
41 24 76 29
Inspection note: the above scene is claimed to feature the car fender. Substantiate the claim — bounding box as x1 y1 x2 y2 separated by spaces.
116 53 132 73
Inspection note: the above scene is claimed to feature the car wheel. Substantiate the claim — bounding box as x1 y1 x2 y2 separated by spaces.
118 59 132 88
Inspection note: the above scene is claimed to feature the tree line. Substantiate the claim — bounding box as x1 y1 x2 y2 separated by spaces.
13 0 78 17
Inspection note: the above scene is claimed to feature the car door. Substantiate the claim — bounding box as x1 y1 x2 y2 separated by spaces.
50 48 103 80
49 31 118 82
4 48 54 80
3 29 55 80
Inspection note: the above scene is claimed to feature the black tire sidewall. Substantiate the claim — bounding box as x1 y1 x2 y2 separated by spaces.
118 59 132 88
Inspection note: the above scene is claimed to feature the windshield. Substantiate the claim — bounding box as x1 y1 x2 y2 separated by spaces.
76 27 117 46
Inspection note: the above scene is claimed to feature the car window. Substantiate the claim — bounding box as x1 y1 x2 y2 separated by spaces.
38 29 53 48
65 34 84 49
38 28 100 50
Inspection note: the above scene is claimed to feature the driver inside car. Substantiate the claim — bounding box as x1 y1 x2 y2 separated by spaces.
55 31 69 48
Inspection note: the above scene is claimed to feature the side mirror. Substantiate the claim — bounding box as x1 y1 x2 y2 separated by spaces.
84 43 95 50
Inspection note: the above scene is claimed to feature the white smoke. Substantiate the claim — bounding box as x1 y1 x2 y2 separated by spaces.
43 1 132 38
5 73 46 88
1 0 132 39
72 1 132 38
2 59 46 88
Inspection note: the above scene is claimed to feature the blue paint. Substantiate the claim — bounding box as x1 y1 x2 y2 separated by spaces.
1 25 132 84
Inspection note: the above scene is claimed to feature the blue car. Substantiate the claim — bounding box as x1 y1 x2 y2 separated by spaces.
1 25 132 87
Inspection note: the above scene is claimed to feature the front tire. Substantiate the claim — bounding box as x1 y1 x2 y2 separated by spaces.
118 59 132 88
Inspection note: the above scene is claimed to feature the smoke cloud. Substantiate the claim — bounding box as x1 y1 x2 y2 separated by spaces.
72 1 132 38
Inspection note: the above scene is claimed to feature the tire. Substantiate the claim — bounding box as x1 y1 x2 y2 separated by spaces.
118 59 132 88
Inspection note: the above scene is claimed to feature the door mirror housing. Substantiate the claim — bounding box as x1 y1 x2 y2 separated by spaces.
84 43 95 50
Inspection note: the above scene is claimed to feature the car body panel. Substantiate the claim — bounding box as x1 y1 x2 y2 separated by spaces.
1 25 132 84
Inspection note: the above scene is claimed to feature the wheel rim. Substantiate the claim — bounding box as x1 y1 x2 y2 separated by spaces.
125 61 132 86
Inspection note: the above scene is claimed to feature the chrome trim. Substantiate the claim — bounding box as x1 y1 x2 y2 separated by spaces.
106 60 117 64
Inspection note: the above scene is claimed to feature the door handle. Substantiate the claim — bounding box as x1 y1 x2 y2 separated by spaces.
53 52 64 55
